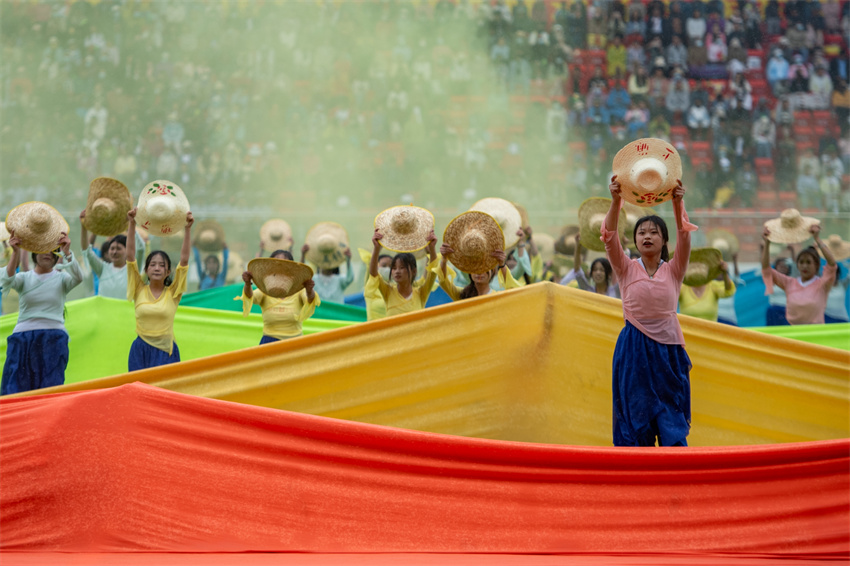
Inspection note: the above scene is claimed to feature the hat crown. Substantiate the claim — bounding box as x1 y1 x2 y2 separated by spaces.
712 238 730 252
264 273 294 296
827 235 841 246
391 209 419 235
317 234 337 253
459 230 487 258
780 208 803 228
631 158 667 192
199 229 217 244
269 230 283 240
27 207 52 232
590 212 606 232
147 197 177 221
686 263 709 279
91 197 117 215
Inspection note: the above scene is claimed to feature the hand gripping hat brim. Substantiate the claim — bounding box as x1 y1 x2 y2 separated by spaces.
443 211 505 274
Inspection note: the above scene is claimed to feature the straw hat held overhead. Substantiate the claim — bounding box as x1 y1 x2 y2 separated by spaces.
135 180 191 237
682 248 724 287
763 209 820 244
578 197 626 253
246 258 313 299
260 219 293 251
554 225 580 255
823 235 850 262
442 211 505 274
83 177 133 237
533 232 556 265
5 202 70 253
373 205 435 253
705 228 740 261
612 138 682 207
304 222 350 270
469 198 523 249
193 219 226 252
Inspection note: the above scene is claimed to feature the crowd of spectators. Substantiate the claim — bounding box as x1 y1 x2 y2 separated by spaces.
1 0 848 232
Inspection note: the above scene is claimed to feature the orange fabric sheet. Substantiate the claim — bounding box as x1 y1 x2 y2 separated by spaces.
1 383 847 559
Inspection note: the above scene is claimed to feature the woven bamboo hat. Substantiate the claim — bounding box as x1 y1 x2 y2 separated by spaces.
578 197 626 253
5 202 69 253
554 225 580 255
374 205 435 253
305 222 349 269
705 228 740 261
260 219 293 251
443 211 505 274
513 202 530 229
469 198 522 249
193 219 226 252
683 248 723 287
612 138 682 207
135 180 191 237
83 177 133 237
764 209 820 244
824 235 850 261
534 233 556 265
247 258 313 299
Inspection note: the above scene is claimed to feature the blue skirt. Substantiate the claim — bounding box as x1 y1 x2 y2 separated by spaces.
2 330 69 395
128 337 180 372
259 335 279 345
612 322 692 447
766 305 789 326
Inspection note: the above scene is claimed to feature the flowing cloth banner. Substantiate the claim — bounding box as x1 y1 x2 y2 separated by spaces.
0 297 355 384
17 284 849 447
0 383 847 559
180 283 368 321
750 323 850 351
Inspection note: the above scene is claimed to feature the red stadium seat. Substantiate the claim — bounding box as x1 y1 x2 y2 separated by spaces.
754 158 774 177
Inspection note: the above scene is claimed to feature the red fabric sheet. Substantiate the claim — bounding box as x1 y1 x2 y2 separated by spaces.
1 383 848 559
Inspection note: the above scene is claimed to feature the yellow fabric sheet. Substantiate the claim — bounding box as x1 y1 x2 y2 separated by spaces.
19 283 850 447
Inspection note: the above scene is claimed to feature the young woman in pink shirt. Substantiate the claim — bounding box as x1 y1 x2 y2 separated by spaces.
602 177 697 447
761 225 837 325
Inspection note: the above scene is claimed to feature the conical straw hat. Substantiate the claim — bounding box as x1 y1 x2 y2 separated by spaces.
533 233 556 265
705 228 740 261
763 209 820 244
0 221 10 243
305 222 349 269
469 198 522 249
247 258 313 299
442 211 505 274
193 219 226 252
5 202 69 253
612 138 682 207
578 197 626 253
823 235 850 261
135 180 191 237
259 219 293 251
84 177 133 237
554 225 580 255
683 247 723 287
374 205 435 253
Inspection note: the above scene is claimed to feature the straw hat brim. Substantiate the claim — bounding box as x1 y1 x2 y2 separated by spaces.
612 138 682 207
578 198 626 253
136 180 191 237
247 258 313 299
825 236 850 261
513 202 530 229
84 177 133 237
705 228 740 260
305 222 350 269
0 222 10 242
5 202 70 253
193 219 226 252
554 225 580 255
443 211 505 274
763 214 820 244
469 198 522 249
260 219 293 250
533 233 556 264
623 202 656 234
682 248 723 287
374 205 435 253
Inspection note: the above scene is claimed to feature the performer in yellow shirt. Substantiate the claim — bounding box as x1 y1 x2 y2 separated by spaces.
366 228 438 317
125 207 193 371
435 244 519 300
240 249 320 344
678 259 736 322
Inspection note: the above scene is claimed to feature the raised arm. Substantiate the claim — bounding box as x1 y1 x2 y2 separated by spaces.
5 233 20 278
426 229 437 264
340 248 354 288
180 212 194 267
126 207 137 262
604 176 622 234
242 270 254 300
79 210 89 252
720 260 732 292
811 225 836 266
573 233 582 275
761 227 772 271
369 229 383 277
671 180 686 232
